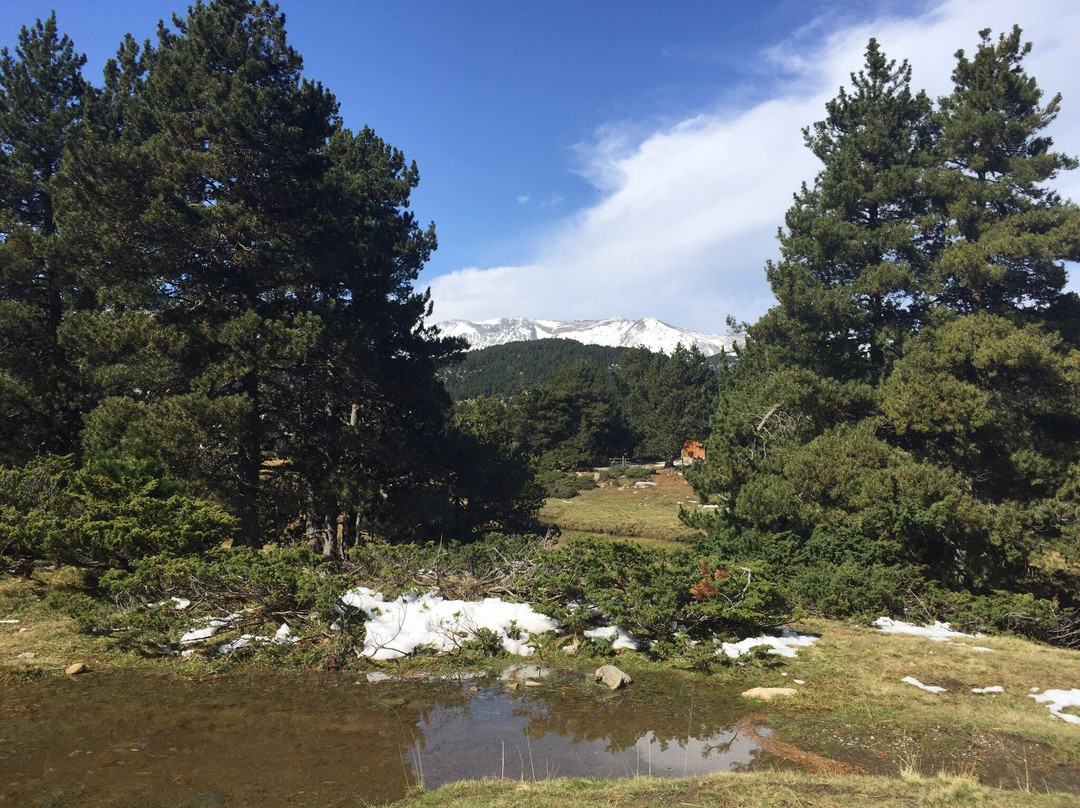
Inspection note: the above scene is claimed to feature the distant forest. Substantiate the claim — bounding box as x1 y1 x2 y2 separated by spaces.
440 338 728 401
439 339 629 401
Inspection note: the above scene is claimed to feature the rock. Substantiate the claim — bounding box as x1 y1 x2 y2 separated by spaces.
16 652 35 660
633 480 657 488
741 686 797 701
65 662 89 676
595 664 632 690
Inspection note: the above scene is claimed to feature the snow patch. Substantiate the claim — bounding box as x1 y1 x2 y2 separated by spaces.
1030 689 1080 725
217 623 299 655
180 612 244 644
717 629 818 659
873 617 978 640
341 588 560 660
902 676 946 694
584 625 639 651
972 686 1004 694
148 596 191 610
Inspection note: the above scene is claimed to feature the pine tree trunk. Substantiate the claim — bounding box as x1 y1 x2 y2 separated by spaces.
320 512 338 559
238 368 262 548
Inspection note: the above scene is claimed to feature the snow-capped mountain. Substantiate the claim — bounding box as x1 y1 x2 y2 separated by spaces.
434 317 739 357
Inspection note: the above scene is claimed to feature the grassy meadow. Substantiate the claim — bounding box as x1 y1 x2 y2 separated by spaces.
539 467 707 549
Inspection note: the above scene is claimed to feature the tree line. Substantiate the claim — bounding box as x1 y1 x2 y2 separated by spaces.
439 338 629 401
686 29 1080 636
454 344 718 478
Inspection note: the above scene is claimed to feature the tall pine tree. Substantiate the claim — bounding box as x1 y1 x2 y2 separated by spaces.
761 39 936 381
59 0 459 548
931 26 1080 318
0 14 87 463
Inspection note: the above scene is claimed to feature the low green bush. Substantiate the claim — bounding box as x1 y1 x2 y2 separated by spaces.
600 465 656 483
0 452 235 571
529 539 788 655
536 469 596 498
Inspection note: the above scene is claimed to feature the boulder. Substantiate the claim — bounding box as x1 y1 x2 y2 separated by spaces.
65 662 89 676
594 664 632 690
740 686 796 701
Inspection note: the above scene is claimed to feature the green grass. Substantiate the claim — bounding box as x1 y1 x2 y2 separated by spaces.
540 470 706 547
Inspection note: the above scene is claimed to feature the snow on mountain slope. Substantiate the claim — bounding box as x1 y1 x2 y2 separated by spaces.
434 317 739 357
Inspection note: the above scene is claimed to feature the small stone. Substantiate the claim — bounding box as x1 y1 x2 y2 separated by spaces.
595 664 632 690
741 686 797 701
65 662 89 675
16 652 35 660
524 680 542 688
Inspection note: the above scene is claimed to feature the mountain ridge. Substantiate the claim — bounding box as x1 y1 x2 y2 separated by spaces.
434 316 738 357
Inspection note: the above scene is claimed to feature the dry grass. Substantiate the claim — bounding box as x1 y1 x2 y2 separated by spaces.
0 568 148 677
390 770 1078 808
741 617 1080 789
540 468 707 548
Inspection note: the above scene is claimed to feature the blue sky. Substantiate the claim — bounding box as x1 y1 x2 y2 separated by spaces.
3 0 1079 333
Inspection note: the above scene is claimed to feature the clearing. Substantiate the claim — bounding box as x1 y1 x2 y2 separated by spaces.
540 466 707 548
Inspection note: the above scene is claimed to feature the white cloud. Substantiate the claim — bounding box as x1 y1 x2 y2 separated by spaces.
428 0 1080 332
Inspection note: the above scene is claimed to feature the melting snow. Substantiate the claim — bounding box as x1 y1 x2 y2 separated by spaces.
149 596 191 610
217 622 299 655
180 612 244 644
873 617 973 640
902 676 946 694
972 686 1004 694
341 588 560 660
1030 689 1080 725
872 617 993 651
583 625 639 651
717 629 818 659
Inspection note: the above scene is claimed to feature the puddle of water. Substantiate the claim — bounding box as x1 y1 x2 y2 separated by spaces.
0 668 772 806
403 683 760 786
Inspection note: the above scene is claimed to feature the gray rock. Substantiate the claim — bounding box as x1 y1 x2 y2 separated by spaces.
594 664 632 690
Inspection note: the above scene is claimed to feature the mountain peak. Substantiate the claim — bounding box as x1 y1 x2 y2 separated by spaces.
434 316 739 357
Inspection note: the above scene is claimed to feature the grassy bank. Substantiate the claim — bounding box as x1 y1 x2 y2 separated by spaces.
389 770 1077 808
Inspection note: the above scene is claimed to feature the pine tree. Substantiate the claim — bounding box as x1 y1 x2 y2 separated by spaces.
691 28 1080 602
762 39 936 381
0 13 87 463
58 0 460 548
931 26 1080 317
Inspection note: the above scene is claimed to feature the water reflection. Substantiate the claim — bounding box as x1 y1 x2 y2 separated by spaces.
399 669 764 787
0 668 766 807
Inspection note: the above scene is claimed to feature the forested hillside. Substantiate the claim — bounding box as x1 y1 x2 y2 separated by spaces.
686 31 1080 643
439 339 628 401
451 344 717 474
